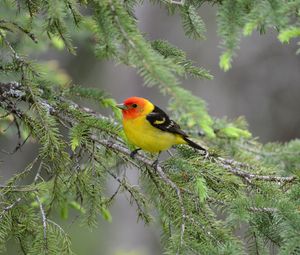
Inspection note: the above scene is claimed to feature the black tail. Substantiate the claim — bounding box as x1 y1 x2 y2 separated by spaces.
183 137 207 152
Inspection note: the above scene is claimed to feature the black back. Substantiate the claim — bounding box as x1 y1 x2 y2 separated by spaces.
146 105 188 137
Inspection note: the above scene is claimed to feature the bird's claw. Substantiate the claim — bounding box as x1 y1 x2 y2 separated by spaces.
151 159 159 170
130 148 141 159
203 150 209 159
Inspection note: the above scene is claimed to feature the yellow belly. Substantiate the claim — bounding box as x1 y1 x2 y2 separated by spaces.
123 116 185 153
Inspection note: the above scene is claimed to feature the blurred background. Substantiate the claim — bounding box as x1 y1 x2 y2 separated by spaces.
1 2 300 255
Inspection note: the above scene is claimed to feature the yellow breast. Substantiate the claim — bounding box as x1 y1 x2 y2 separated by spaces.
123 116 185 153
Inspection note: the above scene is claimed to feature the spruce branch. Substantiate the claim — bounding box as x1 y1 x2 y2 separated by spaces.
1 1 300 253
1 81 299 254
0 81 297 185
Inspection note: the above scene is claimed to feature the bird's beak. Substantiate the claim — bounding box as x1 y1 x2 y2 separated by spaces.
116 103 128 110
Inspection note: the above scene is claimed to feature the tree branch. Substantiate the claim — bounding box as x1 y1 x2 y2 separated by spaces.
0 81 297 185
1 80 297 253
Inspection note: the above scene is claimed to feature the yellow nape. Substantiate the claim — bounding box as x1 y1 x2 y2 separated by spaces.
123 115 186 153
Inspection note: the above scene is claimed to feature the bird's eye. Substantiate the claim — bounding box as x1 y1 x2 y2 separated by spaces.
132 104 137 108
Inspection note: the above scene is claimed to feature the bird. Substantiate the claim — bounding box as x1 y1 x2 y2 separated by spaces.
116 97 207 161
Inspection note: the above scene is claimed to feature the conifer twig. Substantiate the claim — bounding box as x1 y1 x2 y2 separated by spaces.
36 196 48 251
0 185 37 192
34 161 43 184
0 19 38 43
47 219 66 234
95 137 186 252
217 157 296 183
0 30 21 61
103 165 149 220
168 0 185 5
0 197 22 220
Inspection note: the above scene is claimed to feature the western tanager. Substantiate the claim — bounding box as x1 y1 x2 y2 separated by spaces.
116 97 207 158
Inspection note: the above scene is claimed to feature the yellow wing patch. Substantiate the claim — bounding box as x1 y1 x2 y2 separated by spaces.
153 118 165 124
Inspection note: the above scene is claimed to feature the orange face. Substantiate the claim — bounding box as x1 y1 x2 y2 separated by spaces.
116 97 151 119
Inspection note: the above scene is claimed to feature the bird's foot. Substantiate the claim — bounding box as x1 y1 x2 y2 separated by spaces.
203 150 210 159
151 151 161 170
151 159 159 170
130 148 141 159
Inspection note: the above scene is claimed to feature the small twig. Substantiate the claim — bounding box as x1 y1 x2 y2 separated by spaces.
0 34 39 80
0 30 22 61
0 19 38 43
47 219 66 234
248 206 277 213
105 184 122 205
36 196 48 251
25 0 34 17
32 158 47 249
67 2 81 26
0 112 10 119
182 188 278 214
14 117 21 140
168 0 185 5
0 184 37 192
238 142 300 157
105 167 148 217
0 197 22 220
17 236 27 255
207 197 277 213
1 123 31 155
2 118 15 133
91 141 96 177
97 138 186 253
34 161 43 184
185 215 221 245
144 166 165 198
216 157 296 183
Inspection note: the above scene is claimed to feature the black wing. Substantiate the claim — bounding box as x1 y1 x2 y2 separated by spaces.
146 105 188 137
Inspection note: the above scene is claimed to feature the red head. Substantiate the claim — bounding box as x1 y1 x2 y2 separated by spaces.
116 97 154 119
